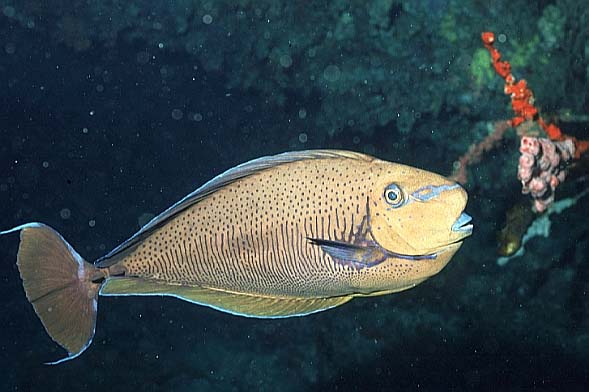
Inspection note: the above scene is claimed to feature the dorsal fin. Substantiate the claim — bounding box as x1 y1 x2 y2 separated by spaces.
96 150 372 266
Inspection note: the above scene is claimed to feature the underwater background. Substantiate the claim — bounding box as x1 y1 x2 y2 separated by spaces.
1 1 588 391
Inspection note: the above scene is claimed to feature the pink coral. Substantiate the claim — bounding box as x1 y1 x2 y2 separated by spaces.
517 136 575 212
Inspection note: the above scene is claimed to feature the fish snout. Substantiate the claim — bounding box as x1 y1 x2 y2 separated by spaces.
451 212 473 234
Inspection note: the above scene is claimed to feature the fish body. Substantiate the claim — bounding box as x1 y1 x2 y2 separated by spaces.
1 150 472 363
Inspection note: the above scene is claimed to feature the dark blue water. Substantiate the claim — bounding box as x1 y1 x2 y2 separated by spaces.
1 2 588 391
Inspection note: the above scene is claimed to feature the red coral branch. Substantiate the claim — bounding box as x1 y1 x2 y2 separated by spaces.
478 31 589 211
481 32 588 159
450 120 510 184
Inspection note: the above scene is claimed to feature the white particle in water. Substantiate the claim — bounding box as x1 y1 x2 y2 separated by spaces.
5 43 16 55
202 14 213 24
42 161 49 168
193 113 203 121
498 33 507 43
2 6 16 18
172 109 184 120
298 108 307 119
96 84 104 92
60 208 71 220
89 110 95 116
298 133 308 143
323 65 341 82
279 54 292 68
82 127 89 133
88 219 96 227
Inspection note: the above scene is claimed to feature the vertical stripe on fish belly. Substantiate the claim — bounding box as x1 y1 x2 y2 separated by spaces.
119 159 371 297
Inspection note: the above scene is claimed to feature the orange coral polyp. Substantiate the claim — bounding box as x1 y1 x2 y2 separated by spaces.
481 32 495 44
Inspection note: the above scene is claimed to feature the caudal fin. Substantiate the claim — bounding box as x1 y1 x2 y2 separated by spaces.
1 223 103 364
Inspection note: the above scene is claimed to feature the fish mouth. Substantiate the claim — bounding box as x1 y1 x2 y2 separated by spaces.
451 212 473 235
374 213 473 263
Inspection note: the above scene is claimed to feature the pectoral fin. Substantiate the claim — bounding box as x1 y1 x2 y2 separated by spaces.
307 238 388 269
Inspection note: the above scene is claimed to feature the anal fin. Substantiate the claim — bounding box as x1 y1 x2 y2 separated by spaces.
100 277 352 318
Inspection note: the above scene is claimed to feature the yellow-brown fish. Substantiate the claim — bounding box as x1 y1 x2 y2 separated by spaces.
1 150 472 363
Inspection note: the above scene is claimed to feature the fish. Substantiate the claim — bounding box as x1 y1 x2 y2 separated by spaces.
1 150 473 364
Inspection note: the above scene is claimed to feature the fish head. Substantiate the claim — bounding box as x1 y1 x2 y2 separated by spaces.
365 161 472 285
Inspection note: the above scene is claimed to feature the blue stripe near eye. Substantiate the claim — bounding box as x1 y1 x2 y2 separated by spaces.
410 184 460 202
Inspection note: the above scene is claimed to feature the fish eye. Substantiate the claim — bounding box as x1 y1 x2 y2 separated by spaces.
384 184 404 208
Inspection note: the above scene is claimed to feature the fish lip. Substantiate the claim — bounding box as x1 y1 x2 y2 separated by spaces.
434 240 464 255
451 212 473 234
388 241 464 261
